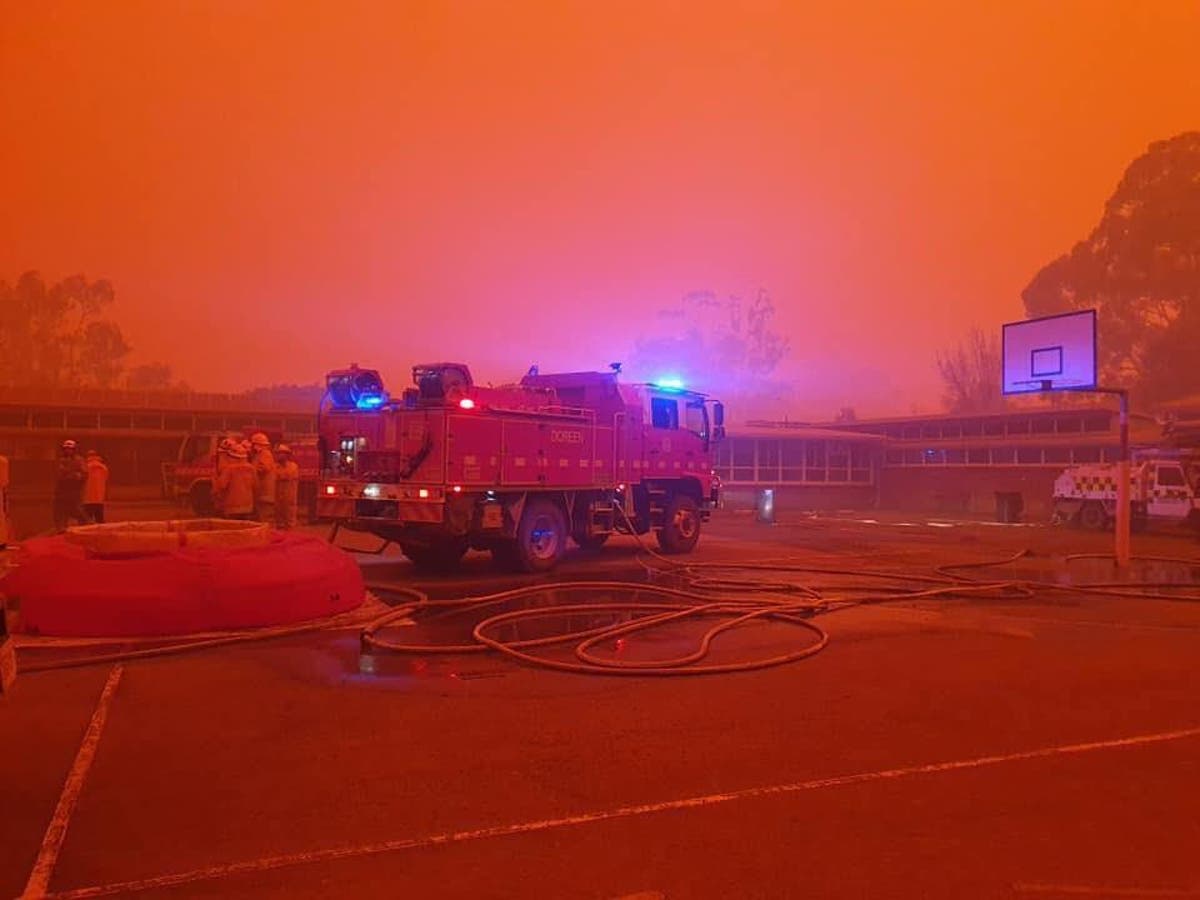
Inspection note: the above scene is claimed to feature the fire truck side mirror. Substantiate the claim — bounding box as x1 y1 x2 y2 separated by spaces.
713 425 726 442
713 402 725 427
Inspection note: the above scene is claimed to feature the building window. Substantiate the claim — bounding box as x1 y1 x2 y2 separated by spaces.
1016 447 1042 464
850 445 873 482
1072 446 1101 463
1043 447 1071 464
757 439 780 481
806 442 827 481
781 440 805 481
732 438 754 482
967 448 989 464
945 448 966 464
827 442 850 481
32 411 65 429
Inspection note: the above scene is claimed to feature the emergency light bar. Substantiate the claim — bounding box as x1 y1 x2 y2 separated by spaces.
326 366 388 410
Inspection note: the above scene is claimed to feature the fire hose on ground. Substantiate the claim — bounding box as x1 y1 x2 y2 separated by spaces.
10 512 1200 676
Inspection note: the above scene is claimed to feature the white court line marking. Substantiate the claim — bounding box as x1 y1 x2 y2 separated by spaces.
22 665 124 900
1013 883 1200 896
43 724 1200 900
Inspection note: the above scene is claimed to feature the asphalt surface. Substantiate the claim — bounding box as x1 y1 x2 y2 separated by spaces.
3 512 1200 899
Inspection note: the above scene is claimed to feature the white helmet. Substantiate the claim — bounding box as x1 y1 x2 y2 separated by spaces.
62 439 78 450
276 443 292 455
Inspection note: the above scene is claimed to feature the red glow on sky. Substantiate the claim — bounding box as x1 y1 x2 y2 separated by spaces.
2 2 1197 415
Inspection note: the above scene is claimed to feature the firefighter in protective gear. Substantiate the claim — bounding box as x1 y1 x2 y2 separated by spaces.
250 433 277 525
53 440 87 532
0 452 10 548
274 444 301 530
82 450 109 524
213 446 256 519
216 436 236 475
213 440 235 515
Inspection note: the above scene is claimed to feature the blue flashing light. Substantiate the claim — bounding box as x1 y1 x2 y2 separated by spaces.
652 376 686 391
355 393 388 410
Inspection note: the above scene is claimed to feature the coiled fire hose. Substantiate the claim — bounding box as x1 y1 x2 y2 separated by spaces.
12 513 1200 675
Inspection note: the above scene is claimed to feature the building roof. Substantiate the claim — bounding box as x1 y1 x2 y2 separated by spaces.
730 424 886 442
0 385 314 415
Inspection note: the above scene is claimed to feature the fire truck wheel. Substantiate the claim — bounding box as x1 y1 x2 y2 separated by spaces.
657 493 701 554
401 539 467 573
515 499 567 572
1078 501 1108 531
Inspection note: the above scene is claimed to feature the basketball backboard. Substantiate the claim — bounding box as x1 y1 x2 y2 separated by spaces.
1002 310 1097 394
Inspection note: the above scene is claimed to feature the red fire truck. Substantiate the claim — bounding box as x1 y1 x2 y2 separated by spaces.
165 430 321 517
317 363 724 572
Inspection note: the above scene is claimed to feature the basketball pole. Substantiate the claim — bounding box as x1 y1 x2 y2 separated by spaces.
1092 386 1131 568
1115 388 1131 568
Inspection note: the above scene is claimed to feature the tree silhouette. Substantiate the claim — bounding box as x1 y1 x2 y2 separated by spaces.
1022 132 1200 403
125 362 189 392
936 327 1003 413
626 289 792 420
0 271 131 388
629 289 789 387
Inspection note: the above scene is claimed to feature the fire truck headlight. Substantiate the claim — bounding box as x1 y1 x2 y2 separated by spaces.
363 484 381 499
324 484 337 496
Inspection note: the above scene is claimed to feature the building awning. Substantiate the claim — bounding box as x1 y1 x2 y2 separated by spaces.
729 424 886 442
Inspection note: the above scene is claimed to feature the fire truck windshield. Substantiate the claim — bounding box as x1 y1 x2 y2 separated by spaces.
685 398 709 441
181 434 214 460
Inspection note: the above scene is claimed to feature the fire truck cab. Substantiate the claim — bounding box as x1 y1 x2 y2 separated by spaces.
317 363 724 572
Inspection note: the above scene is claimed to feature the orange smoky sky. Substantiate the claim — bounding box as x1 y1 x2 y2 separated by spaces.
2 0 1197 415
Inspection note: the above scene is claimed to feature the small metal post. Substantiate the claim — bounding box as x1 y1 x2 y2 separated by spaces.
1115 390 1131 568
